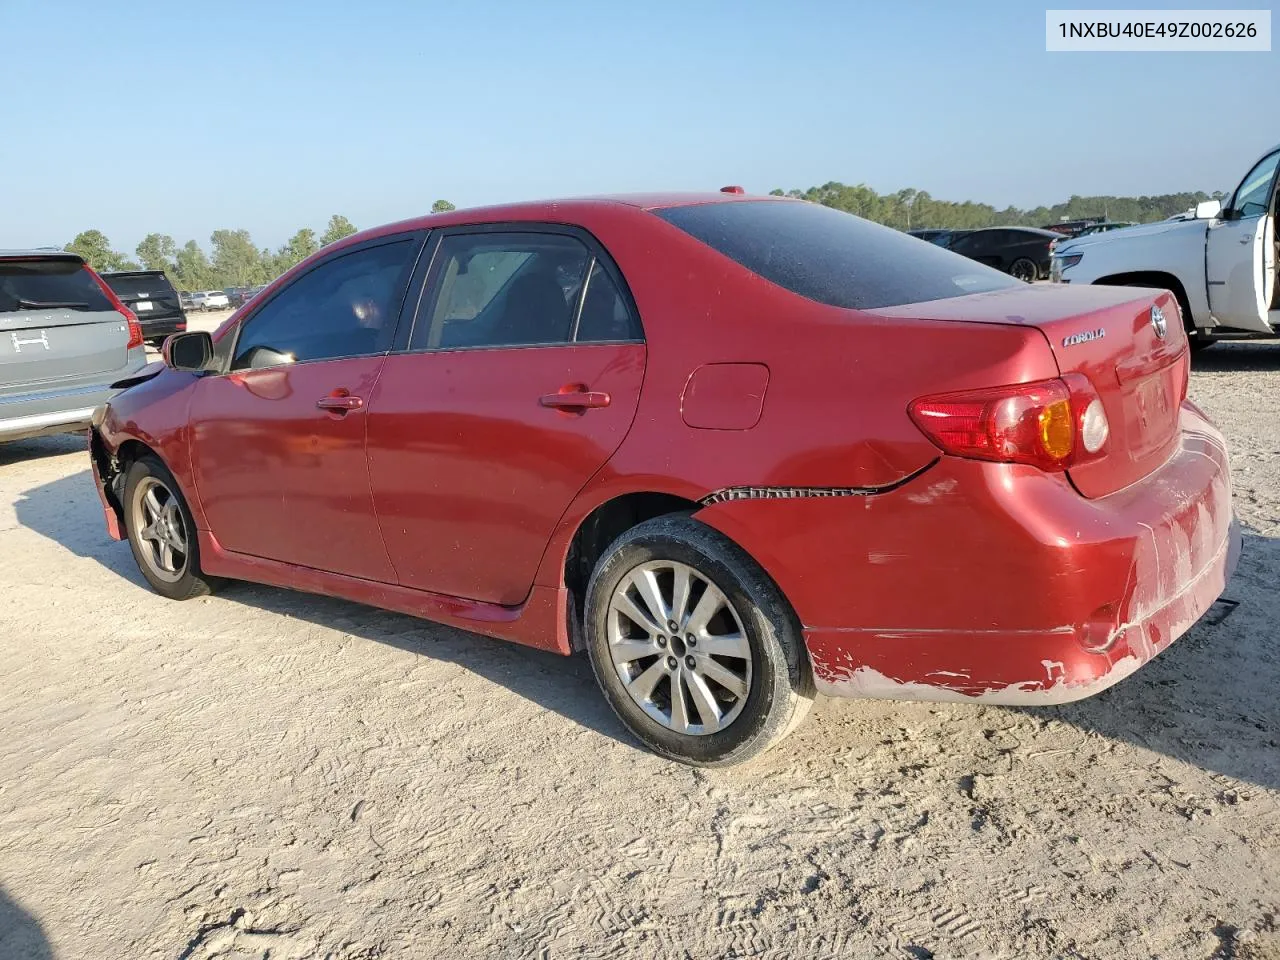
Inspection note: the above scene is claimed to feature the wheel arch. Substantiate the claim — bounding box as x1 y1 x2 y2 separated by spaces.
560 490 704 649
1093 271 1195 330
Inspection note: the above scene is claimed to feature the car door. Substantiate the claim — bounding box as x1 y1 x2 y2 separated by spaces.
1206 149 1279 333
365 226 646 605
188 232 425 580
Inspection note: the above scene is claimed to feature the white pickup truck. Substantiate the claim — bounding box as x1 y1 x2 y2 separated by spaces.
1051 144 1278 348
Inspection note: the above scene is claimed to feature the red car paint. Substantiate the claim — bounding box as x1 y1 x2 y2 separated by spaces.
88 193 1239 703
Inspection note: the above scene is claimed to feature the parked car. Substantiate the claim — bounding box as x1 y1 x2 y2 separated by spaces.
1043 217 1108 238
908 228 972 249
88 192 1238 766
0 250 147 442
946 226 1061 281
1074 222 1137 237
226 285 268 309
101 270 187 346
199 290 231 311
907 229 951 244
1052 144 1278 349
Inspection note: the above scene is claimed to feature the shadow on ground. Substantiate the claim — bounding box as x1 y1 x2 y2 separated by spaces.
1191 339 1280 373
0 885 53 959
12 456 632 751
12 451 1280 789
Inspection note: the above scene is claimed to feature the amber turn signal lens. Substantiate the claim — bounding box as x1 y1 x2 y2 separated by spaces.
1037 398 1074 460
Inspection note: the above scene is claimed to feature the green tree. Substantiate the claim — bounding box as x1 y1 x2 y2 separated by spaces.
430 199 456 214
320 214 357 246
173 240 213 292
135 233 178 272
768 181 1215 231
65 229 128 272
210 229 263 287
287 228 318 263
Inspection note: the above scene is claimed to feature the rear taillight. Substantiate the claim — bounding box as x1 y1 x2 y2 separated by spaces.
908 375 1108 472
85 265 143 349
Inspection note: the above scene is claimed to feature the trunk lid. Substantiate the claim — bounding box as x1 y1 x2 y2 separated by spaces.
869 284 1189 498
0 257 133 389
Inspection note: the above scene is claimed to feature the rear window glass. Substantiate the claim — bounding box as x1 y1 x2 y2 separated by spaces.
0 259 114 314
654 200 1018 310
103 274 177 299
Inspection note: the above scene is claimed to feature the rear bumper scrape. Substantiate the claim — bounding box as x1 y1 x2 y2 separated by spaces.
809 514 1241 705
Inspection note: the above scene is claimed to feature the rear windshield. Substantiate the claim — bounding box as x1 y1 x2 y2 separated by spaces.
0 259 114 314
103 273 177 299
654 200 1018 310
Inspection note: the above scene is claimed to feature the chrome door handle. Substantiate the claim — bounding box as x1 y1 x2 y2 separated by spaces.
316 395 364 412
539 390 611 411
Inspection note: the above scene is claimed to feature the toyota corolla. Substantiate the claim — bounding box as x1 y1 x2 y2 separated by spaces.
88 191 1240 766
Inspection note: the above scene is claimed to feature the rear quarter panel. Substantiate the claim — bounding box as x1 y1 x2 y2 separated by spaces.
531 206 1060 587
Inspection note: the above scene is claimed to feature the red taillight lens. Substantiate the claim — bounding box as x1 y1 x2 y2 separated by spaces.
909 376 1108 472
84 265 143 349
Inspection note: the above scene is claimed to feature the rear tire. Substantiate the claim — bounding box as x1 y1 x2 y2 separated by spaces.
584 516 814 767
123 455 219 601
1010 258 1039 283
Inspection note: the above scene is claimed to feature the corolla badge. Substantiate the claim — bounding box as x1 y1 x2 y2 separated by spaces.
1062 328 1105 347
1150 304 1167 339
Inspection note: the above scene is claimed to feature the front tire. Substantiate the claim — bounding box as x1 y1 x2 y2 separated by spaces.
123 455 218 600
585 516 814 767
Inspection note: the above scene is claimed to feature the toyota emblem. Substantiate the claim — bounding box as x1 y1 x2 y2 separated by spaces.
1150 304 1167 340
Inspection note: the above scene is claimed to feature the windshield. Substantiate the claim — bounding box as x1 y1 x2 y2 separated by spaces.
654 200 1018 310
0 259 113 313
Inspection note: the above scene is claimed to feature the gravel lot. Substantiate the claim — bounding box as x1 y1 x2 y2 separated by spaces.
1 333 1277 959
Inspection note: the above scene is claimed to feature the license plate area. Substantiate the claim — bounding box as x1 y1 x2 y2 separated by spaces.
134 301 153 311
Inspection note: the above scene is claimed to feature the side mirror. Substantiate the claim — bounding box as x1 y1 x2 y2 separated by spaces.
162 331 214 372
1195 199 1222 220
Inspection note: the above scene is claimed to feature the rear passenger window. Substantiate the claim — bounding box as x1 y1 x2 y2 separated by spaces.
414 233 591 350
576 261 642 342
231 238 418 370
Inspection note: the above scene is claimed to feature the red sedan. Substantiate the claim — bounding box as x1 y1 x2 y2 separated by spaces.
88 192 1240 766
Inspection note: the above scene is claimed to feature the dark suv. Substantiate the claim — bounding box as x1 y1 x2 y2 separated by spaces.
100 270 187 346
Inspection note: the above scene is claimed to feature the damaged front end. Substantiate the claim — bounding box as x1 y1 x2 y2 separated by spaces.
88 423 127 541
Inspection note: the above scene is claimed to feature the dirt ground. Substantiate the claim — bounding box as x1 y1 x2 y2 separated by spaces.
1 336 1278 960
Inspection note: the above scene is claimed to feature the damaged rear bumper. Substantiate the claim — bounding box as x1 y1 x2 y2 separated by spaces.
699 402 1239 706
806 515 1240 704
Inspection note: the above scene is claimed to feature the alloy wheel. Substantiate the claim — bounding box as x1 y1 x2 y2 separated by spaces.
131 477 189 583
606 560 753 735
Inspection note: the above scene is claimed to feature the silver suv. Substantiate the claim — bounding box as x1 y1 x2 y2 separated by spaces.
0 250 148 443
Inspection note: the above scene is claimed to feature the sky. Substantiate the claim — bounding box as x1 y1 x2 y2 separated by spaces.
1 0 1275 254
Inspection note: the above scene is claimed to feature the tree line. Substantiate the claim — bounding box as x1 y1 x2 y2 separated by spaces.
64 200 457 291
766 183 1223 231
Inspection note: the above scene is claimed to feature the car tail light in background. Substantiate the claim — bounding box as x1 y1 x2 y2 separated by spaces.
720 185 745 194
85 265 144 349
908 374 1109 472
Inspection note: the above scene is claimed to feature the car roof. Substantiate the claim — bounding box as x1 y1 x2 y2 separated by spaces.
337 192 791 248
966 226 1062 237
0 248 84 263
102 269 167 278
